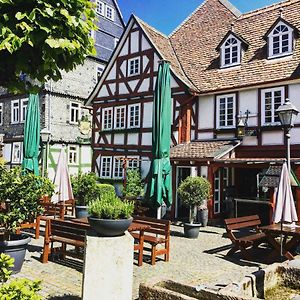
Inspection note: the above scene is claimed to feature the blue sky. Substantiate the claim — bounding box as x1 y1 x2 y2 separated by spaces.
117 0 280 35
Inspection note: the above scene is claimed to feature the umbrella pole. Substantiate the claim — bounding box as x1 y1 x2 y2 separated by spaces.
280 221 283 261
157 206 162 219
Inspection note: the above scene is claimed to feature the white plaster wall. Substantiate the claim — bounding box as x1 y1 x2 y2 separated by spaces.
142 133 152 145
242 136 258 146
127 133 139 145
119 83 128 95
173 131 179 144
141 36 151 51
239 89 258 127
106 64 116 81
170 76 179 88
289 83 300 125
138 78 150 93
191 130 195 141
3 143 11 162
119 39 128 56
200 166 208 178
198 96 214 129
217 133 235 139
81 146 91 164
120 61 127 77
114 134 124 145
128 80 139 92
108 83 116 95
262 131 284 145
198 132 214 140
141 157 151 179
153 53 160 72
98 86 109 98
143 103 153 128
142 56 149 70
130 31 139 53
291 127 300 145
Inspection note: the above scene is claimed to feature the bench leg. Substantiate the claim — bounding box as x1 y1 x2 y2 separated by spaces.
61 243 66 260
165 242 170 262
240 246 252 261
151 245 156 265
35 217 40 239
42 241 50 263
227 244 239 256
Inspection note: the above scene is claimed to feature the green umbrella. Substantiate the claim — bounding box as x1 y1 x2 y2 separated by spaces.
146 61 172 210
22 93 40 175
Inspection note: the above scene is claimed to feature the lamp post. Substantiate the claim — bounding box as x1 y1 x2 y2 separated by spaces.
276 98 299 172
40 128 51 177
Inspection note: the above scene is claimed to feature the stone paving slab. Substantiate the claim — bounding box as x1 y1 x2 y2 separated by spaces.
13 225 270 299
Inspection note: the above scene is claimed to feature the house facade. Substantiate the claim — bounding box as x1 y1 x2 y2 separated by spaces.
88 0 300 223
0 0 125 180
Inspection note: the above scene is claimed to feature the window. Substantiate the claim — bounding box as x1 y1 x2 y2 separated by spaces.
261 87 285 125
70 102 80 124
216 94 236 128
100 156 112 178
102 107 113 130
68 145 78 165
127 157 139 170
114 106 126 129
0 103 3 126
221 36 241 68
20 99 28 122
128 58 140 76
96 0 104 15
268 22 293 58
114 157 123 179
105 5 114 21
97 66 104 82
11 100 20 124
12 142 22 163
128 104 140 128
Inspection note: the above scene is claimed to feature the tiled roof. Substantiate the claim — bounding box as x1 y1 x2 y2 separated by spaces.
135 17 198 91
169 0 300 93
170 140 239 160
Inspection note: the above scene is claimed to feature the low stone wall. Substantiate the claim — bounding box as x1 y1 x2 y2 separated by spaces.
139 260 300 300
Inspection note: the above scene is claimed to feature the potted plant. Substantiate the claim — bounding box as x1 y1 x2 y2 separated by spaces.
71 172 102 218
178 176 211 239
87 191 134 237
0 166 54 272
123 169 144 199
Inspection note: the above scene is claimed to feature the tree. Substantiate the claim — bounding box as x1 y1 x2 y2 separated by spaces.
0 0 96 93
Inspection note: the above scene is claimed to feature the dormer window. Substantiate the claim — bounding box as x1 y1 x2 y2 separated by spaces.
219 34 242 68
268 22 293 58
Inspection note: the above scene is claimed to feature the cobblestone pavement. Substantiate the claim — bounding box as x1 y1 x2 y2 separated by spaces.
14 224 270 299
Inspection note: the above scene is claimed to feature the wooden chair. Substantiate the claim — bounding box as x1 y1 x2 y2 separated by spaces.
224 215 267 260
41 219 89 263
131 216 171 265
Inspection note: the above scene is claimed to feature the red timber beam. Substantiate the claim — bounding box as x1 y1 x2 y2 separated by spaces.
207 165 219 219
296 166 300 220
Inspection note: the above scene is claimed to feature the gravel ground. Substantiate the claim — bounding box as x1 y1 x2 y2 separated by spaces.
13 224 270 299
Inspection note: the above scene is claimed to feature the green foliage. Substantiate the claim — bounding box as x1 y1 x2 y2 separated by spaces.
0 167 54 236
178 176 211 223
99 184 116 199
0 254 41 299
88 192 134 220
0 0 96 94
71 172 101 206
123 169 144 198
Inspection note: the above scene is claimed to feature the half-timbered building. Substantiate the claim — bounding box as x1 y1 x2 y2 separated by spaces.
88 0 300 223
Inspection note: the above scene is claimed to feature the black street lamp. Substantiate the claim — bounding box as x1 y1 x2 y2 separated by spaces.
276 98 299 172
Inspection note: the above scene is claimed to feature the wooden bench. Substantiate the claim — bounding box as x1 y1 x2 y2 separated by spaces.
131 216 171 265
224 215 267 260
41 219 89 263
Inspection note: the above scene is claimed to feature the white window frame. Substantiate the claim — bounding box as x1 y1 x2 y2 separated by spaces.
96 0 105 16
127 156 140 170
12 142 22 163
102 107 113 130
268 21 293 59
261 87 285 125
114 105 126 129
70 102 81 124
105 4 115 21
100 156 112 178
128 58 140 76
220 35 241 68
0 103 3 126
113 156 123 179
214 170 221 214
68 145 78 165
128 104 140 128
97 65 104 82
20 98 28 123
11 100 20 124
216 94 236 129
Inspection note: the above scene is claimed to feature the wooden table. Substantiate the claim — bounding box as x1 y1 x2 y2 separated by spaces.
260 223 300 261
71 217 150 266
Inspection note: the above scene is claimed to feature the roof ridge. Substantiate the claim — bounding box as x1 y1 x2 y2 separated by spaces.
238 0 298 20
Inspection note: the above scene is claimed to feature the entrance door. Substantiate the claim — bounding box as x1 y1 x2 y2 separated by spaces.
176 167 191 219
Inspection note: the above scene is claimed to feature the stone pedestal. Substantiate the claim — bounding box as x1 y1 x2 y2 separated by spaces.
82 231 134 300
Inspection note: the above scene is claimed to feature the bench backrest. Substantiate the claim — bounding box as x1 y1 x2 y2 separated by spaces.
224 215 261 231
41 202 64 219
47 219 89 243
133 216 170 239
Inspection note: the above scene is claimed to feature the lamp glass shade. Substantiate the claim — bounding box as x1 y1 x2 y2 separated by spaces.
40 129 51 143
276 99 299 128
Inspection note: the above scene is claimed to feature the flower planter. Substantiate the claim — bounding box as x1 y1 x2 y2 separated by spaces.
183 223 201 239
88 217 133 237
0 234 31 273
198 209 208 227
75 205 89 218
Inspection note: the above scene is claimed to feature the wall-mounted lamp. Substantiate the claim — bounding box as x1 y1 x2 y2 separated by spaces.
190 161 195 165
237 110 257 138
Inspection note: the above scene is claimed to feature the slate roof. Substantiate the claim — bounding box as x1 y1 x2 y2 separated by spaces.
169 0 300 93
170 140 239 160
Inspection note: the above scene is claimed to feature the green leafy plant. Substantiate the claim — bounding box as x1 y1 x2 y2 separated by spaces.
0 0 96 94
0 167 54 239
178 176 211 224
88 192 134 220
0 253 41 299
71 172 101 206
123 169 144 198
99 184 116 199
